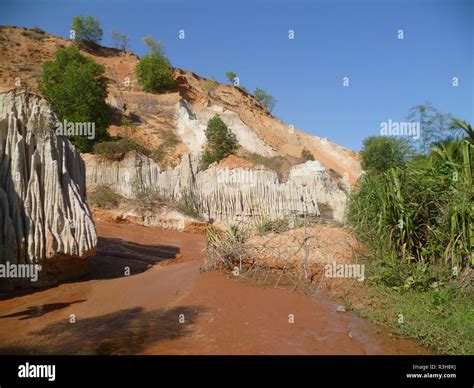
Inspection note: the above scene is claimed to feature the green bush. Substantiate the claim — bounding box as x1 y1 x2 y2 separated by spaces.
120 115 133 126
93 138 148 160
254 87 276 112
301 148 315 161
40 46 112 152
71 16 103 44
201 115 238 168
226 71 237 84
135 52 175 93
360 136 412 173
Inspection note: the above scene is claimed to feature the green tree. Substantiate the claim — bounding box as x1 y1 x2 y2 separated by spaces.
226 71 237 84
110 28 129 51
254 87 276 112
142 35 164 53
406 103 454 153
202 115 238 168
360 136 412 173
71 15 103 44
135 52 175 93
40 46 112 152
301 148 315 161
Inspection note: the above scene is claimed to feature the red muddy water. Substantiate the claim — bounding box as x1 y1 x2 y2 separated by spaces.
0 222 432 355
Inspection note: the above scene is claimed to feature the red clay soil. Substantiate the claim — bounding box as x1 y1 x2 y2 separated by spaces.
0 222 432 355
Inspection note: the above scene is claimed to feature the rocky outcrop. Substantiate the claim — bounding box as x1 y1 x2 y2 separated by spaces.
177 99 277 157
0 26 361 183
85 152 349 226
197 160 348 224
0 26 359 238
0 91 96 290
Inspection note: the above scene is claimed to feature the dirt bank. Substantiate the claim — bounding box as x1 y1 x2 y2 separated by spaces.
0 222 432 355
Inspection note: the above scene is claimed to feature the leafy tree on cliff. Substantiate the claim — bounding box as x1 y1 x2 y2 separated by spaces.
135 52 175 93
202 115 238 168
110 28 129 51
254 87 276 112
226 71 237 84
40 46 112 152
135 35 174 93
71 16 103 44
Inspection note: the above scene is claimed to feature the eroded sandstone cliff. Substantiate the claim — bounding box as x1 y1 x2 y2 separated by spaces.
84 152 349 226
0 91 96 289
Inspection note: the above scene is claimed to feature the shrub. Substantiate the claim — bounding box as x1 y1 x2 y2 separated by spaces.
135 52 175 93
40 46 112 152
172 190 202 220
32 26 45 34
132 187 165 212
129 171 165 212
110 28 129 51
242 152 290 181
301 148 315 161
120 115 133 126
142 35 164 53
254 87 276 112
201 115 238 168
366 260 451 292
202 76 217 93
359 136 412 173
71 16 103 44
226 71 237 84
256 218 292 236
89 185 119 209
406 103 454 153
202 225 248 271
93 138 148 160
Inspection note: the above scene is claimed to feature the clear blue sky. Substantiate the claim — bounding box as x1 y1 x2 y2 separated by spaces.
1 0 472 151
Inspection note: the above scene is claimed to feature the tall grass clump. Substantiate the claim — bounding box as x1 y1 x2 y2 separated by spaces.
202 225 248 271
348 119 473 280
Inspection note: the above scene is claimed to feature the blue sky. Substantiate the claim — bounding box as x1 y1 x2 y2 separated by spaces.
1 0 472 151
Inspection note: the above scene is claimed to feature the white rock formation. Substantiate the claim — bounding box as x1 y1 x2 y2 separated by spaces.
0 91 97 289
85 154 349 226
176 99 277 157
